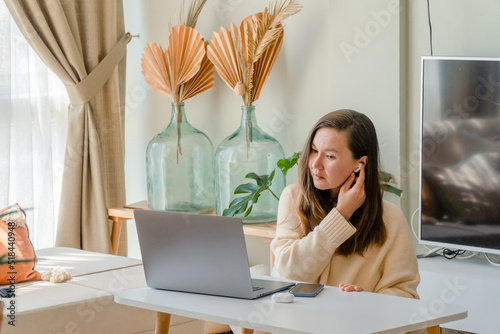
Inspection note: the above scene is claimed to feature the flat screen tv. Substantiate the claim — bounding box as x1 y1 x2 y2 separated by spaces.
419 56 500 255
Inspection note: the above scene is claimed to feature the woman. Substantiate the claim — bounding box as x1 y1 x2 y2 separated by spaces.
271 109 419 298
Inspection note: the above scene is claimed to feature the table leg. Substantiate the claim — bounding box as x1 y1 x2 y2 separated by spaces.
425 325 441 334
155 312 171 334
110 217 125 255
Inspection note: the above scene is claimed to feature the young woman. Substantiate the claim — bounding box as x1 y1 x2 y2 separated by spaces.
271 109 419 298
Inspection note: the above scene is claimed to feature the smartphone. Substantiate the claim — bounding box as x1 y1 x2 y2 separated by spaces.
288 283 324 297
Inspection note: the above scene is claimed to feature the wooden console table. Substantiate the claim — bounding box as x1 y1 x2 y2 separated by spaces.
107 201 276 263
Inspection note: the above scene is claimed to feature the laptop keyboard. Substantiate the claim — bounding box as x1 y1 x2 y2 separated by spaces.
252 286 264 292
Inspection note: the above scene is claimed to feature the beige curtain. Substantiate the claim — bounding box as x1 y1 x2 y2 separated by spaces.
5 0 129 255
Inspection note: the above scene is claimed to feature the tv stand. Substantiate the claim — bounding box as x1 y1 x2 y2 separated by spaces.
418 254 500 333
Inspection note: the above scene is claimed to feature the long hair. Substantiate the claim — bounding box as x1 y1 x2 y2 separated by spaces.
296 109 386 256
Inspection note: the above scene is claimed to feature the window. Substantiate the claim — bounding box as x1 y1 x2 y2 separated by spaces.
0 2 68 249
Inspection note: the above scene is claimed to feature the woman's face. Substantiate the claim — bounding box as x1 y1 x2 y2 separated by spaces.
308 127 360 192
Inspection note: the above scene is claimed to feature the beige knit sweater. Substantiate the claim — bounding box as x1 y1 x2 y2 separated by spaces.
271 184 420 299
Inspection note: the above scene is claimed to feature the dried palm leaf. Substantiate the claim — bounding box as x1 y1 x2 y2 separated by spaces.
166 25 205 102
141 25 205 101
207 26 244 98
180 42 215 101
251 29 283 102
141 42 172 97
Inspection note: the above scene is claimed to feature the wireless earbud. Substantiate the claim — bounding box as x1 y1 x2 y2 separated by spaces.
354 162 362 173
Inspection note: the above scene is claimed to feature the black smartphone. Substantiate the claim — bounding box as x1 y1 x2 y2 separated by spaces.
288 283 324 297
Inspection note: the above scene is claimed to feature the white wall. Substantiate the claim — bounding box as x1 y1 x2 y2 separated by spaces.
123 0 500 262
123 0 403 262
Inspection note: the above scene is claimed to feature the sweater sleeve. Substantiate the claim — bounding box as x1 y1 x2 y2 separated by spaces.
271 185 356 282
374 202 420 299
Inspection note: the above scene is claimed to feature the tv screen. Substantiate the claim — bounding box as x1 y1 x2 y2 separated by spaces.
419 56 500 254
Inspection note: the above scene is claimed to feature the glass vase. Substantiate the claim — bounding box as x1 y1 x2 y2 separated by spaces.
146 102 214 213
215 105 285 223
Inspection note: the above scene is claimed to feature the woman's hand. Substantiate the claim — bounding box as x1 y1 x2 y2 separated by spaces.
336 164 366 220
339 283 364 292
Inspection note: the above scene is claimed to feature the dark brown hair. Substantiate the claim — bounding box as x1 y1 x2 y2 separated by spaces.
296 109 386 256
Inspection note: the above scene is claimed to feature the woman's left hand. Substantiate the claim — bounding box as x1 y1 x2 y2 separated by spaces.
339 283 364 292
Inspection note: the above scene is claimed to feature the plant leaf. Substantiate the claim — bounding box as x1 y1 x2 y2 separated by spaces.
223 171 272 217
223 195 250 216
381 184 403 198
379 171 393 183
245 172 270 186
244 204 253 217
234 182 260 194
277 151 300 175
268 169 276 182
251 189 263 202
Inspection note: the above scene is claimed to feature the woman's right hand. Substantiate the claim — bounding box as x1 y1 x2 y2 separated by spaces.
336 164 366 220
339 283 364 292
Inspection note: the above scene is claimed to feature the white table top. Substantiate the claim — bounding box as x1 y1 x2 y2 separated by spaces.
114 283 467 334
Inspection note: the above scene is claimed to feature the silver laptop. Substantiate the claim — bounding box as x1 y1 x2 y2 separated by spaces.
134 210 295 299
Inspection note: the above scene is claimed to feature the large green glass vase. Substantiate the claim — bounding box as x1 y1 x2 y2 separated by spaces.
146 102 215 213
215 105 285 223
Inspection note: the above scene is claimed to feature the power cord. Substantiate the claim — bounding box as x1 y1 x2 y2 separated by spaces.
410 208 438 253
442 249 466 259
426 0 433 55
442 248 477 260
410 208 479 260
484 253 500 267
410 208 420 241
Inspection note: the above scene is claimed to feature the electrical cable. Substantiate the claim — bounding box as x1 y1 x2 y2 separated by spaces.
426 0 433 55
411 208 478 259
484 253 500 267
442 249 466 259
410 207 437 253
454 251 477 260
410 208 420 241
441 249 477 260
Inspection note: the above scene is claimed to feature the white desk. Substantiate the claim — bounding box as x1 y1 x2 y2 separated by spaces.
114 283 467 334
